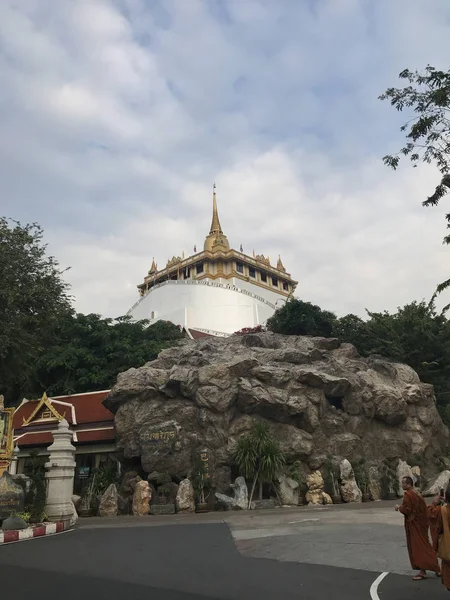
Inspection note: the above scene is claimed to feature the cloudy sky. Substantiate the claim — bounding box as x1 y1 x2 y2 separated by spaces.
1 0 450 319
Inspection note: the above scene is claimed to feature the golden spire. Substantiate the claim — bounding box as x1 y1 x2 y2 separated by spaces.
277 255 286 272
209 182 223 235
204 183 230 252
149 258 157 274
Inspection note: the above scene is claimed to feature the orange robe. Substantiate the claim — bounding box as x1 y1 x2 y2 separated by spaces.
428 503 442 549
399 488 439 572
433 506 450 590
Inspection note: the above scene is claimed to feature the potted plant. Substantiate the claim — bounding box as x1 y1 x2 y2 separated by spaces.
191 457 211 513
381 459 398 500
324 455 341 504
288 461 307 505
234 422 285 509
354 458 370 502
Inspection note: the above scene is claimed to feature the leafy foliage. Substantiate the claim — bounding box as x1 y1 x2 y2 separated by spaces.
267 298 450 410
379 66 450 295
323 455 340 497
32 314 183 398
0 218 72 406
191 455 211 504
267 298 336 337
234 422 285 506
233 325 265 336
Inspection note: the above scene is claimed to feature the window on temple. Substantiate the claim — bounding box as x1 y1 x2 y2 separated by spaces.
236 261 244 273
283 281 289 291
249 267 256 278
261 272 267 283
272 277 278 287
197 263 204 274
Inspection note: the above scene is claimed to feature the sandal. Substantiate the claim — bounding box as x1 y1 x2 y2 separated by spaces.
412 575 427 581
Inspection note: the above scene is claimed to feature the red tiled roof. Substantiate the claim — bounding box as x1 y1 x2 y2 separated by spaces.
15 432 53 447
13 390 113 429
189 329 213 339
76 429 115 443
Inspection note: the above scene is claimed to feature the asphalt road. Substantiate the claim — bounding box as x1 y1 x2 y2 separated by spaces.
0 521 448 600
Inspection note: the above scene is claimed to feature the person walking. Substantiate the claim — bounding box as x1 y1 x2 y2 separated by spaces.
433 487 450 591
395 476 440 581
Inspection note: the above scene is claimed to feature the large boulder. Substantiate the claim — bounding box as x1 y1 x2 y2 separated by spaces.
1 516 28 531
339 459 362 503
423 471 450 497
132 481 151 516
215 477 249 510
305 470 331 505
277 475 299 506
176 479 195 513
104 333 449 490
99 484 119 517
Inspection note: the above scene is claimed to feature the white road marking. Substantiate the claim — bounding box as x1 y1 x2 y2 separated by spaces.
288 518 320 524
370 572 389 600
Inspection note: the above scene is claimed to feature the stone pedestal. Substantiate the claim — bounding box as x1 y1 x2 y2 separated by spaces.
44 419 76 524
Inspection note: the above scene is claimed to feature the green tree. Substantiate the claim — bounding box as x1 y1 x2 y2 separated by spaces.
32 314 183 397
333 301 450 407
379 66 450 296
0 218 72 405
267 298 336 337
234 422 285 508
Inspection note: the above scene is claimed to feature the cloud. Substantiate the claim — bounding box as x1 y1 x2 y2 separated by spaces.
1 0 450 319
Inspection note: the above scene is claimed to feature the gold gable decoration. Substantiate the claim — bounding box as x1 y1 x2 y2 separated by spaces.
167 256 182 268
0 394 14 471
255 254 271 266
22 392 66 426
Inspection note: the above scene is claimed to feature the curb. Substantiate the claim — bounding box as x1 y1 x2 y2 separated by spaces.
0 521 72 544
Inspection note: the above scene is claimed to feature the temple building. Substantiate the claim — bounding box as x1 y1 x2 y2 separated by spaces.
128 185 297 336
11 391 116 495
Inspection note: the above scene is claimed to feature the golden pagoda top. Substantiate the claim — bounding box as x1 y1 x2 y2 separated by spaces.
203 184 230 253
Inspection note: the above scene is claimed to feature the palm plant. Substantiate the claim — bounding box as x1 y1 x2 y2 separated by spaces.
234 422 285 508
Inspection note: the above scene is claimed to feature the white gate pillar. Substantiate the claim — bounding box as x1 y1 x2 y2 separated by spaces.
44 419 76 523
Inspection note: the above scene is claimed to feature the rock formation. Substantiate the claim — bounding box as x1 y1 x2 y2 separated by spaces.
99 484 119 517
423 471 450 497
132 480 151 516
305 470 332 505
277 475 300 506
104 332 449 493
176 479 195 513
339 459 362 503
215 477 249 510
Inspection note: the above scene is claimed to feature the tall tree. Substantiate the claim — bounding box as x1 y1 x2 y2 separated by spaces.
32 314 183 398
266 298 336 337
379 66 450 296
0 218 72 405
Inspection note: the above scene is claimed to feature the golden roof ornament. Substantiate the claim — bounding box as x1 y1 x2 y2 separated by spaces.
148 258 157 274
277 255 286 272
204 183 230 253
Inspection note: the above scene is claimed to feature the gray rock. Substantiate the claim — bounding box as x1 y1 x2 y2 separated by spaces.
2 516 28 531
423 470 450 497
175 479 195 513
99 484 119 517
103 332 449 489
368 466 381 501
339 459 362 503
215 476 249 510
277 475 299 506
72 494 82 511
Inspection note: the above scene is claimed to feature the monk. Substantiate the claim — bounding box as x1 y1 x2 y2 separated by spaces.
428 492 445 549
433 487 450 590
395 476 440 580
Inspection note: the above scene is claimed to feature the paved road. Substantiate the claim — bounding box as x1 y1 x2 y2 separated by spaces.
0 517 448 599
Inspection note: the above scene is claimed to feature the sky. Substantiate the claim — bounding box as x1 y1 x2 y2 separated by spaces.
1 0 450 319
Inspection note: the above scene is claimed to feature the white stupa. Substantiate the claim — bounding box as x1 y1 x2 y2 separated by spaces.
127 185 297 336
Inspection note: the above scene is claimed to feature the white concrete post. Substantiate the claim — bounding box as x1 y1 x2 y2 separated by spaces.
8 445 20 475
44 419 76 523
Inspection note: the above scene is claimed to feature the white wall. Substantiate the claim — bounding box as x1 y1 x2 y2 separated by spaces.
128 279 281 334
